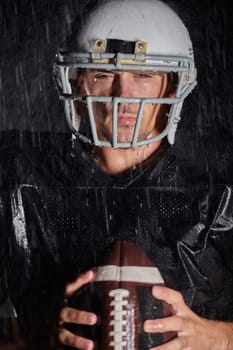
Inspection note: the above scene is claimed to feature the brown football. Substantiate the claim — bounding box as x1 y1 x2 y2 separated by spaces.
68 240 176 349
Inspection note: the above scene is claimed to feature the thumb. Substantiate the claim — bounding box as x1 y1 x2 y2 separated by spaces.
65 270 96 297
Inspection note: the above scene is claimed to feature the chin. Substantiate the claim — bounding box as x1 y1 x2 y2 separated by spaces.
99 129 134 145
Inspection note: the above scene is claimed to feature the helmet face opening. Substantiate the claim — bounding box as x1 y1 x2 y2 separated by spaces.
54 48 196 148
53 0 197 148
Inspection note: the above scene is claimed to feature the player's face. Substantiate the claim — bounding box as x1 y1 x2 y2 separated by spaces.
78 69 169 144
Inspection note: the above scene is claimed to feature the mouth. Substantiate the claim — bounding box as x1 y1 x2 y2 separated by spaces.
117 114 137 126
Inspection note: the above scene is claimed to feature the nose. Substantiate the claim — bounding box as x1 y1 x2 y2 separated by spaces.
112 72 133 97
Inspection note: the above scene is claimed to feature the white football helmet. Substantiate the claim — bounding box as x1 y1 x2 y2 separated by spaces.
54 0 197 148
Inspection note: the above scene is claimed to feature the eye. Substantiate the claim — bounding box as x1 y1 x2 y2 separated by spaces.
93 72 114 81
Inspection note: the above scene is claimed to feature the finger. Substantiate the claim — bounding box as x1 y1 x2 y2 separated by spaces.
65 270 96 297
60 306 97 325
144 315 184 333
58 327 94 350
151 286 188 314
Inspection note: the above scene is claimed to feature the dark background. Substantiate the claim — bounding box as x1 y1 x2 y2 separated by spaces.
0 1 232 347
0 0 233 162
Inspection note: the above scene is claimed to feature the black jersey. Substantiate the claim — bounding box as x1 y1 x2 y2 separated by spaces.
1 130 233 349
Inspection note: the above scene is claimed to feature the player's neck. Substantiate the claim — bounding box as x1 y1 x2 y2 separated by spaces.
93 140 162 175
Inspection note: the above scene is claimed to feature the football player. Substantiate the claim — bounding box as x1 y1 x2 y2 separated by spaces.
53 0 233 349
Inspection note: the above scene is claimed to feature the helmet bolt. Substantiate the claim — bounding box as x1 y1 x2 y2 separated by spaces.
96 40 104 48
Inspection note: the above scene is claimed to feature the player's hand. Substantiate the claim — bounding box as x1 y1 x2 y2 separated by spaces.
144 286 232 350
58 270 97 350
